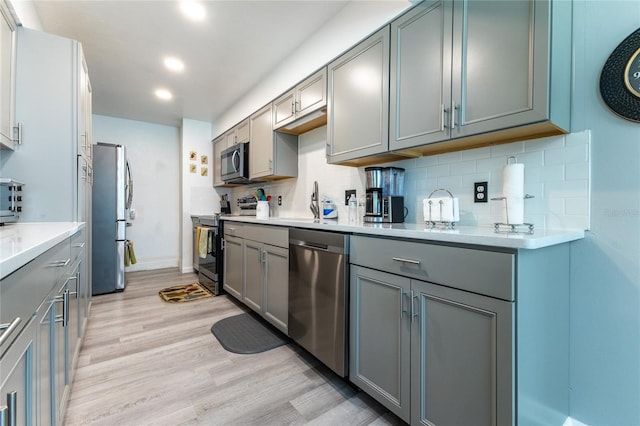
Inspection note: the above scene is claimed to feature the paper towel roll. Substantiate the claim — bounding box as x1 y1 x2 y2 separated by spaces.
502 162 525 224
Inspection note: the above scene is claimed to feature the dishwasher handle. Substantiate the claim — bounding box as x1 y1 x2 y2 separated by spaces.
292 240 329 252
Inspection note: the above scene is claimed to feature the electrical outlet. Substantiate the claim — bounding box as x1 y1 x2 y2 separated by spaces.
474 182 488 203
345 189 356 205
277 195 282 206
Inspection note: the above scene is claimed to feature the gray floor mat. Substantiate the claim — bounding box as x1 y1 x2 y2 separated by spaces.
211 312 291 354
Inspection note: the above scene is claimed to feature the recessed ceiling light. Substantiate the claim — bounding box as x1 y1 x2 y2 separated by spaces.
179 1 206 21
164 57 185 72
155 88 173 101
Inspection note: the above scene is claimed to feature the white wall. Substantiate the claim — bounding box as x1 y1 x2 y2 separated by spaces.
229 128 590 231
179 118 220 273
93 114 180 272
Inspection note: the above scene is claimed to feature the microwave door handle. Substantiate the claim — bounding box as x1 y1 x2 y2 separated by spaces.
232 150 240 173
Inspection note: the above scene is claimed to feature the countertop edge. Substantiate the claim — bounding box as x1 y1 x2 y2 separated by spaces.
219 216 585 250
1 222 86 280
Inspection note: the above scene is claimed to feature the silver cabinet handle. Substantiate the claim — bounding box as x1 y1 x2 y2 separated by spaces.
411 290 418 323
0 318 21 347
50 258 70 268
401 291 408 318
54 289 70 327
392 257 420 265
0 404 7 426
7 391 16 426
72 242 86 248
451 103 459 131
291 102 295 115
441 104 448 131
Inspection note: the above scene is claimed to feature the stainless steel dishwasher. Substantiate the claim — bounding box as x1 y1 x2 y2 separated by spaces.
289 228 349 377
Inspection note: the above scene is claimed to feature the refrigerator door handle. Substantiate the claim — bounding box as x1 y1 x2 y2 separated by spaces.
116 220 126 240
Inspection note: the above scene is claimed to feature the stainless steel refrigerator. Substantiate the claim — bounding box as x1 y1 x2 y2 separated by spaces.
92 143 133 295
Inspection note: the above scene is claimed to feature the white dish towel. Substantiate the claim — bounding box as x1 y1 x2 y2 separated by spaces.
423 197 460 222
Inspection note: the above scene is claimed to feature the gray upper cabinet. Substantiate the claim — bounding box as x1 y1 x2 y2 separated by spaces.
327 26 391 164
390 0 571 154
225 118 250 146
0 1 16 150
273 68 327 134
212 135 226 187
249 103 298 180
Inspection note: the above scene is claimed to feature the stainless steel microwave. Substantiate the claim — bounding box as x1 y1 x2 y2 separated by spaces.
220 142 252 184
0 178 24 224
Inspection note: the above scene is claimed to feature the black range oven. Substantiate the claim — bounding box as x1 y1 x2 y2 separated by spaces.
198 215 223 295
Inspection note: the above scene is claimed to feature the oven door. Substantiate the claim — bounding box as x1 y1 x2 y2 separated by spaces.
198 226 220 294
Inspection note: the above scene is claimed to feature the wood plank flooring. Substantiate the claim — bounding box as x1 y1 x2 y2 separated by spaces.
64 268 403 425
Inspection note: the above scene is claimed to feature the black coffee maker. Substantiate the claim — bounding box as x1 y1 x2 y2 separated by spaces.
364 167 405 223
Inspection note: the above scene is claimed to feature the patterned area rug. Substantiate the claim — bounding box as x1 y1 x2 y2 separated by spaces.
158 282 212 303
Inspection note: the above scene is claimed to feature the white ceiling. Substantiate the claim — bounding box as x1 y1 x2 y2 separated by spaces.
29 1 353 127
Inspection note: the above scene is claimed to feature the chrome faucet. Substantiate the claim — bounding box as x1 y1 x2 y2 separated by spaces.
310 180 320 220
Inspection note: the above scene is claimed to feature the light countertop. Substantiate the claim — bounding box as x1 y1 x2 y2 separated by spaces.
220 215 585 250
0 222 85 280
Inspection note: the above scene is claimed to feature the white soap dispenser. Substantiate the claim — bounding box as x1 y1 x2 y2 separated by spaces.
348 194 357 224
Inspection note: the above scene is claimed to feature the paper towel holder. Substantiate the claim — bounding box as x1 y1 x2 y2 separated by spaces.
424 188 458 229
491 194 535 234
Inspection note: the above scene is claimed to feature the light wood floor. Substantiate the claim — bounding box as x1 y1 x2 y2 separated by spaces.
64 268 403 426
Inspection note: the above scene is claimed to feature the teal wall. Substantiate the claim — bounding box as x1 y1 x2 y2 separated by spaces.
570 1 640 424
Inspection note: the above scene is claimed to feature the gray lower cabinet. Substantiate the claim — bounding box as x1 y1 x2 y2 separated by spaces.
222 221 289 334
0 317 36 425
222 234 244 300
350 235 571 425
243 239 264 313
350 265 512 425
261 244 289 333
390 0 571 154
0 229 88 426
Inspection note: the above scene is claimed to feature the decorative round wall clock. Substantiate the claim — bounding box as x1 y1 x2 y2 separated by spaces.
599 28 640 122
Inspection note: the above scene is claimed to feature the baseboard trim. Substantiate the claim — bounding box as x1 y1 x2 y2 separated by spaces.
125 258 178 272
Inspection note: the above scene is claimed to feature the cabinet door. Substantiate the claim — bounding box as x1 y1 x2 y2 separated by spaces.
349 265 411 422
223 235 243 300
249 104 273 179
451 0 548 137
296 68 326 117
0 319 35 426
390 1 452 150
272 89 295 129
243 240 264 314
236 119 250 143
0 3 16 150
411 279 513 426
224 128 237 146
263 244 288 334
327 26 390 163
212 135 226 187
37 298 54 426
53 281 68 425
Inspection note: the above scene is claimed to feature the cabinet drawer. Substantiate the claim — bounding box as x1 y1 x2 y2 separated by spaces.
350 236 514 301
244 224 288 248
223 222 244 238
1 238 70 337
70 227 86 262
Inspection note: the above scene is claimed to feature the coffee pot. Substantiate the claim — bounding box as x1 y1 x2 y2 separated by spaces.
364 167 405 223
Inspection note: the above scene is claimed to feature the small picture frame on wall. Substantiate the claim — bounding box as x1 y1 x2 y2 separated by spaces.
190 164 197 173
200 167 208 176
189 151 197 161
200 155 208 165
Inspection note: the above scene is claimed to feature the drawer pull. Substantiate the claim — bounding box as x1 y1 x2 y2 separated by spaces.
50 258 71 268
0 404 7 426
0 318 21 347
72 242 86 248
392 257 421 265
